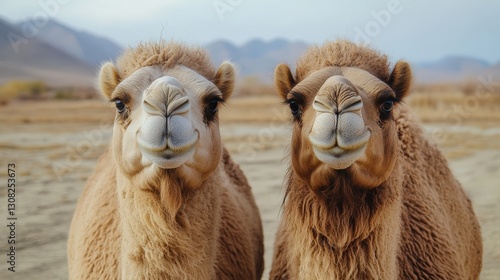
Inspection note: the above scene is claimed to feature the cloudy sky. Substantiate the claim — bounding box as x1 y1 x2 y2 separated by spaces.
1 0 499 63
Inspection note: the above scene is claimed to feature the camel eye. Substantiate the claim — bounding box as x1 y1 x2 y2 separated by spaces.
115 99 126 113
289 100 300 115
204 97 222 123
381 100 394 112
208 99 218 113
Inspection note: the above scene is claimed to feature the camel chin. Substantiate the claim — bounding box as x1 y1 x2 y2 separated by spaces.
311 143 368 170
139 139 198 169
141 148 195 169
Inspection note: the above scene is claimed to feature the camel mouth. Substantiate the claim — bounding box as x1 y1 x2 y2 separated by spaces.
138 130 199 169
309 127 370 170
311 142 368 170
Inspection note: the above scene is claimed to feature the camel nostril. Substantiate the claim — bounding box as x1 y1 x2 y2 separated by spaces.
313 97 337 114
166 96 190 117
143 88 190 118
338 96 363 113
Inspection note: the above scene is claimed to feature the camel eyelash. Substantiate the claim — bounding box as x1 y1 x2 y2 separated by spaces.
203 93 224 105
285 92 306 105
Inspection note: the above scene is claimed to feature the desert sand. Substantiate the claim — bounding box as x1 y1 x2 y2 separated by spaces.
0 97 498 279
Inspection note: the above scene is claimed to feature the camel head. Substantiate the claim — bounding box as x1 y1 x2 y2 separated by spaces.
275 53 412 191
98 55 234 191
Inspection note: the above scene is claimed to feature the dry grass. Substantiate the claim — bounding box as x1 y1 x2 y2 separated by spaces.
0 100 114 124
0 80 97 106
0 80 46 104
407 84 500 124
221 96 288 123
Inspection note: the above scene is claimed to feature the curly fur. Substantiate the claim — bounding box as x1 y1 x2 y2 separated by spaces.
69 149 264 279
270 40 482 279
116 41 216 81
295 40 390 82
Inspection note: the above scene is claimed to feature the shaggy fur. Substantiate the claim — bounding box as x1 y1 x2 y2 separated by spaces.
116 41 216 81
295 40 390 82
270 40 482 279
68 42 264 279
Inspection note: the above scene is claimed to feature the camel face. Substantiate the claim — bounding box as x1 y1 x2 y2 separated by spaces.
275 62 411 189
99 62 235 180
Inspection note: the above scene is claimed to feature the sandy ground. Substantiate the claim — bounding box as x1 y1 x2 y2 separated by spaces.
0 100 498 279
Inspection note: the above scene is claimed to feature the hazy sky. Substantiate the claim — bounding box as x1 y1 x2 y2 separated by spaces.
1 0 499 63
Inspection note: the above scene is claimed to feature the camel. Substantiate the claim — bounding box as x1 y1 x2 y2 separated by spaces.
269 40 482 279
67 42 264 279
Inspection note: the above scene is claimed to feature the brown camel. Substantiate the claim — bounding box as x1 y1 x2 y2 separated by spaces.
270 40 482 279
67 42 264 279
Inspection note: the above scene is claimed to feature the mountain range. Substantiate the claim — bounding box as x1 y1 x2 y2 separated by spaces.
205 38 308 81
0 17 498 87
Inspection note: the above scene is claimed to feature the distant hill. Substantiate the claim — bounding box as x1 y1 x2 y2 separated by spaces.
16 19 122 67
205 38 308 81
0 18 95 87
412 56 497 83
1 17 498 87
206 39 499 84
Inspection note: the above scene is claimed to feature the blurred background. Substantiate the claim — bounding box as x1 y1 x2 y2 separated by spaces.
0 0 499 279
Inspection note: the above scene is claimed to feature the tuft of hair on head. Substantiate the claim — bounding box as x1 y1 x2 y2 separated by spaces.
213 61 235 101
115 41 216 81
98 62 121 100
295 40 390 82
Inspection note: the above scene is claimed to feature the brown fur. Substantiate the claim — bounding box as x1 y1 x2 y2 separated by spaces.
295 40 390 82
115 41 216 81
68 42 263 279
270 40 482 279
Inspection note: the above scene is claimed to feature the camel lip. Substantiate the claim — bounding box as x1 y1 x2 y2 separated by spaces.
138 129 199 152
311 143 367 170
138 131 199 169
312 142 367 157
308 127 371 153
309 132 370 153
165 130 199 155
141 145 196 169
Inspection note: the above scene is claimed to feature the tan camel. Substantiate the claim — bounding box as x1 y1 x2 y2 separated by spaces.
67 42 264 279
270 40 482 279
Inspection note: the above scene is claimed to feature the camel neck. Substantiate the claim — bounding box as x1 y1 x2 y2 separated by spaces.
284 171 403 279
117 168 223 279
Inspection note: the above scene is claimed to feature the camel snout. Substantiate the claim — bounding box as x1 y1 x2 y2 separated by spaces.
137 76 199 169
309 77 371 169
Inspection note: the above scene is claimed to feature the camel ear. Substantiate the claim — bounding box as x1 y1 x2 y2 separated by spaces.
214 61 235 101
274 64 296 100
388 60 412 100
98 62 121 100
